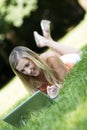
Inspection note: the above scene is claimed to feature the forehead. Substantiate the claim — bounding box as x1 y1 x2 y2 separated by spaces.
16 57 30 71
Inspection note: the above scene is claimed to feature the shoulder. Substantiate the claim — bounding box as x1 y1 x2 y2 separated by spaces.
40 50 58 62
40 50 60 68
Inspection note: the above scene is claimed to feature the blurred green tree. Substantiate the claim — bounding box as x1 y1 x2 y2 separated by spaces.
0 0 37 34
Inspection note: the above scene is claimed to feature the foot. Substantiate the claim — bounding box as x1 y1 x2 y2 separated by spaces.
40 19 52 39
33 31 49 47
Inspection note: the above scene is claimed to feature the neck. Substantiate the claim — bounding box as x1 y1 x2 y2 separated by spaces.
36 70 47 83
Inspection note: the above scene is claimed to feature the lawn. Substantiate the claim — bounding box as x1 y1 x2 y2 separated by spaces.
0 13 87 130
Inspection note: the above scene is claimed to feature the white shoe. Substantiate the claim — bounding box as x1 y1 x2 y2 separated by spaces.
40 19 51 39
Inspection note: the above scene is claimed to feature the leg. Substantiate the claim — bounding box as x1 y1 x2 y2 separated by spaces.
33 31 81 56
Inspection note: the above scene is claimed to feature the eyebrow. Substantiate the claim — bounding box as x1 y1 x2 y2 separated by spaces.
17 61 29 72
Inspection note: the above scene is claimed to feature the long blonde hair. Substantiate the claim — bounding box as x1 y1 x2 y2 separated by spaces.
9 46 60 93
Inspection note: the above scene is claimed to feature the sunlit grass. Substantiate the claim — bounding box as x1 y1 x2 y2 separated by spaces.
64 101 87 129
0 77 29 117
59 13 87 49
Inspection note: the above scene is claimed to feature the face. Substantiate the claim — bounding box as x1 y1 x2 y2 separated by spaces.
16 57 40 76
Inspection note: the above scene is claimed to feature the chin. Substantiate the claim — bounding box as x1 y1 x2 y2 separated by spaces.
34 71 40 77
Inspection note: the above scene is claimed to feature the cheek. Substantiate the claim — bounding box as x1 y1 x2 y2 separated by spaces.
34 64 39 70
31 62 36 68
36 68 41 75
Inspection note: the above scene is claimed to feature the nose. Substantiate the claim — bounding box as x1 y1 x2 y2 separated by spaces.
25 68 32 75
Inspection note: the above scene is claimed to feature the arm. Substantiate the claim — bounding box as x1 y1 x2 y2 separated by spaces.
47 55 68 81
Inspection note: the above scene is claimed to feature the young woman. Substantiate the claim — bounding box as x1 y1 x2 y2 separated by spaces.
9 20 81 99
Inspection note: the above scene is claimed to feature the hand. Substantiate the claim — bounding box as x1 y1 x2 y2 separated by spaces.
47 85 59 99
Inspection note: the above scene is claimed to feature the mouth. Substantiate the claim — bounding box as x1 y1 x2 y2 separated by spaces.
30 68 39 76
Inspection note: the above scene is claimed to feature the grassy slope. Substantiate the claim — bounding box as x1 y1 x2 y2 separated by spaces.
59 13 87 49
2 45 87 130
21 45 87 130
0 13 87 129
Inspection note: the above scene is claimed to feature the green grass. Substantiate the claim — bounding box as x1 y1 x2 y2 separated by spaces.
1 45 87 130
0 13 87 130
20 46 87 130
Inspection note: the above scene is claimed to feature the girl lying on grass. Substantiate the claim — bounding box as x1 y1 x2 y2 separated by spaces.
9 20 82 99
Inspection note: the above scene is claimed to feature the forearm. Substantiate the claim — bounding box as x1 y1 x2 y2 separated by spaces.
47 55 68 81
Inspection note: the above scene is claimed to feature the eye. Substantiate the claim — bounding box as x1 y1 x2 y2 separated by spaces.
20 69 25 73
25 62 30 68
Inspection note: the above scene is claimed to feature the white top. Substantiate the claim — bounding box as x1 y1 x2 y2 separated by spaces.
60 53 81 64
